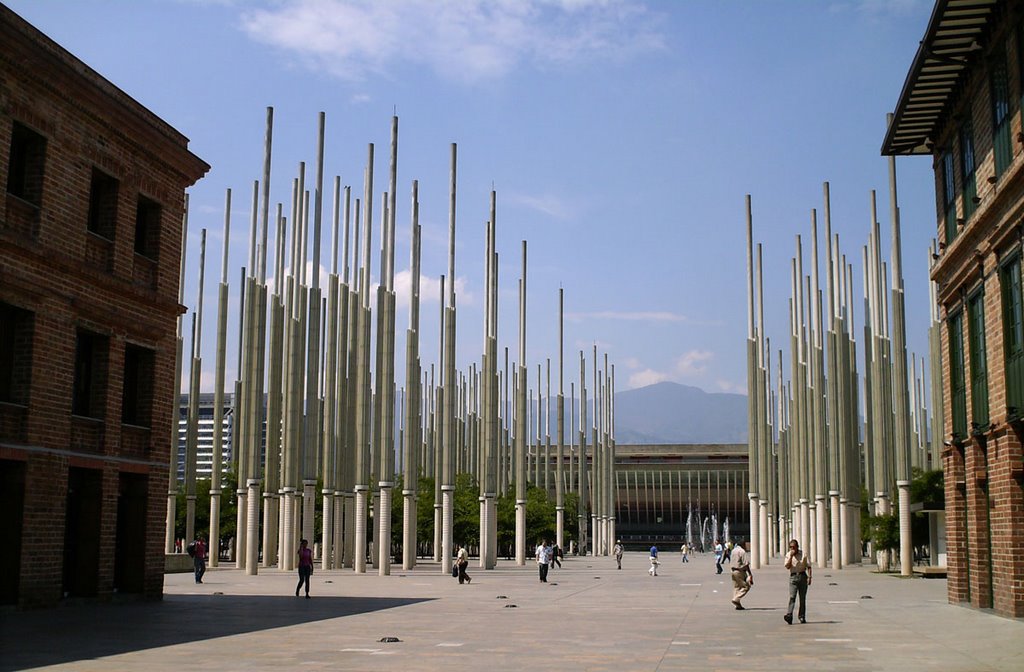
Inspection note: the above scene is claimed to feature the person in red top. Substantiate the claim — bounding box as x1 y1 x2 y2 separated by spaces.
192 537 207 584
296 539 313 599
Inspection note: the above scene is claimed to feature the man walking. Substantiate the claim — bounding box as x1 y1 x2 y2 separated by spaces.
730 541 753 610
190 535 207 584
613 540 624 569
714 539 724 574
535 539 551 583
648 545 660 576
784 539 812 624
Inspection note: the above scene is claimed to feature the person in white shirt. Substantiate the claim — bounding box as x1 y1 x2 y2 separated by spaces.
783 538 812 624
535 539 551 583
730 542 753 610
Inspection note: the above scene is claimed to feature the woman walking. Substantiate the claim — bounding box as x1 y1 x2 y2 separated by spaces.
296 538 313 599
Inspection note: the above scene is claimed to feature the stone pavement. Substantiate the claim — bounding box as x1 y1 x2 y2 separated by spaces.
2 552 1022 671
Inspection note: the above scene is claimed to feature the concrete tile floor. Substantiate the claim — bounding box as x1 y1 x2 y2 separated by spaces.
2 552 1022 671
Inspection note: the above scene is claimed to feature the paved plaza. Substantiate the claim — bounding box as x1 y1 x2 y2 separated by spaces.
2 552 1022 671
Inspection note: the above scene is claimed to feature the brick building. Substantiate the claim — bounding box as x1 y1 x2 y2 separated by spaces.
0 5 207 608
883 0 1024 617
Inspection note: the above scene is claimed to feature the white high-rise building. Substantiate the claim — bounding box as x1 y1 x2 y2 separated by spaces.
177 393 234 482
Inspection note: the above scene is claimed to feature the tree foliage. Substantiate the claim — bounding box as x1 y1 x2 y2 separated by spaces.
174 469 238 545
865 513 900 552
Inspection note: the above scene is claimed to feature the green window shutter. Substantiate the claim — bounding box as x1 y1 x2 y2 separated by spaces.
949 311 967 441
942 151 957 243
1001 256 1024 418
991 49 1012 177
960 119 977 221
967 291 989 431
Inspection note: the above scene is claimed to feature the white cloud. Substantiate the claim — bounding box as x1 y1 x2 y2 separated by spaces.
628 368 670 389
506 191 575 220
567 310 686 322
856 0 924 16
350 93 372 104
673 349 713 377
239 0 665 84
394 269 474 309
573 338 613 353
715 379 746 395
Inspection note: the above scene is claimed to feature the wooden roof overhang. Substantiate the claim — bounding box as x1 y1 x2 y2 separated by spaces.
881 0 1002 156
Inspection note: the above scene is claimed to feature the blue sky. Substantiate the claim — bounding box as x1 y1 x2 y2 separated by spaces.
9 0 938 397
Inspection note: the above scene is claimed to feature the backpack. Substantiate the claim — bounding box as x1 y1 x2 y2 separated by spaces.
186 540 197 557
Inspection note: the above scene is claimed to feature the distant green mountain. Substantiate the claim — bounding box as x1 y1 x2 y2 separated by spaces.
614 381 747 444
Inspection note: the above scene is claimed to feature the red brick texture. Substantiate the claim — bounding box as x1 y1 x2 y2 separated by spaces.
0 5 207 609
930 4 1024 619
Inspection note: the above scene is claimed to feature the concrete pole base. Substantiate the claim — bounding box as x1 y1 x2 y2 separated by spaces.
331 493 343 569
378 485 393 576
245 479 260 576
441 487 454 574
185 496 197 549
236 490 248 570
830 491 842 570
321 489 334 571
479 497 489 569
403 491 417 571
354 487 368 574
165 493 177 555
515 501 526 565
799 500 811 557
758 500 769 566
815 495 828 569
748 493 760 570
897 481 912 577
209 492 221 567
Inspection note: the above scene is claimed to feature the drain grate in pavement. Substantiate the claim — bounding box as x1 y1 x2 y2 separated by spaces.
379 637 401 643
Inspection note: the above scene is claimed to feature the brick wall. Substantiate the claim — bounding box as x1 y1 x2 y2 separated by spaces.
0 5 207 608
930 5 1024 619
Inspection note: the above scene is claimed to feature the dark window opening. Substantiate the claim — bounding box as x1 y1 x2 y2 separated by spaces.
63 467 102 598
0 460 26 605
134 195 162 260
72 329 108 419
942 150 957 243
967 291 989 431
948 310 967 441
114 472 148 594
86 168 119 240
1001 255 1024 418
0 303 33 405
960 119 977 220
6 122 47 207
122 344 155 427
991 49 1012 177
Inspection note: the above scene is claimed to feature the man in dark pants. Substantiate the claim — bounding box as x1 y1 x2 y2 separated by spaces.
192 536 207 584
784 539 812 624
535 539 551 582
551 543 562 568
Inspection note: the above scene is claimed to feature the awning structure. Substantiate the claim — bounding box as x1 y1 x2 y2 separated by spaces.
881 0 1001 156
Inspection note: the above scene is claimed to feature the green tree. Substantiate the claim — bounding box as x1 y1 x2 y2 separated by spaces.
174 468 237 550
866 513 899 552
910 467 944 548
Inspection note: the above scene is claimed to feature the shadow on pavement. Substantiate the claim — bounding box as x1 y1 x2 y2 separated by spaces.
0 594 431 671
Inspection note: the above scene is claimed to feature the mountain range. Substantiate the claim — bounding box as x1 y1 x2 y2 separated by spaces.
614 381 747 444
